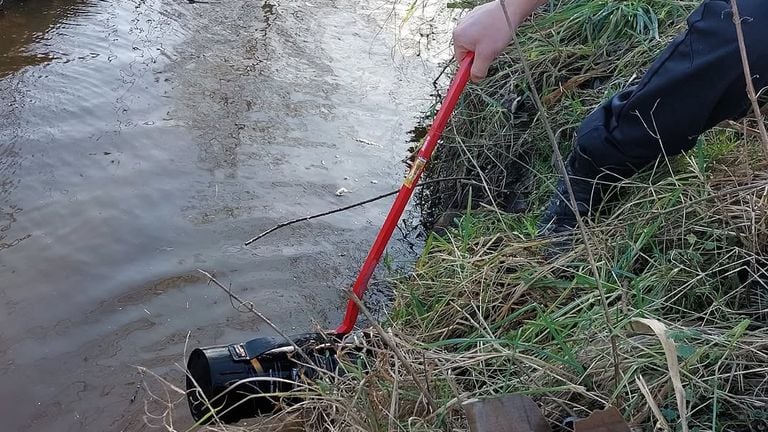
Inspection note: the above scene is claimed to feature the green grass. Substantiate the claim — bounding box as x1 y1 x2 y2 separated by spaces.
310 0 767 428
180 1 768 431
417 0 699 226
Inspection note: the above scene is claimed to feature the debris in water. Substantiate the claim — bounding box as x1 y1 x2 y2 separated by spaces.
354 137 382 147
335 188 350 196
370 180 378 184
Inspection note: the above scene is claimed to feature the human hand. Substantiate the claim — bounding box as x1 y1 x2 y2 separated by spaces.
453 0 546 82
452 1 516 82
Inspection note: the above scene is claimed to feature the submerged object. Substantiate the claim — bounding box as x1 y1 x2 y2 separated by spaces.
186 52 476 424
186 333 342 423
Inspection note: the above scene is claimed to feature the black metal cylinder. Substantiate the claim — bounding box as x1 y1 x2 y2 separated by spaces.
186 333 349 424
186 344 297 423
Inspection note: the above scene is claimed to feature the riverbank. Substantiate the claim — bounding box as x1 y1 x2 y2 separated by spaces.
226 1 768 430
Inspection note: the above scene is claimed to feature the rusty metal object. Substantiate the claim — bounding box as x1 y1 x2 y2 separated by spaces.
463 394 552 432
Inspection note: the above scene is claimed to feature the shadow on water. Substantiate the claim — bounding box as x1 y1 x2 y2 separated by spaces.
1 0 95 249
0 0 92 77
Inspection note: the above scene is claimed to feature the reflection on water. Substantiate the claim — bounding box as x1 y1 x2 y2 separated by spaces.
0 0 435 429
0 0 90 77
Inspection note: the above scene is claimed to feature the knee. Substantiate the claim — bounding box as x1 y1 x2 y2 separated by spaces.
731 1 768 81
701 1 768 73
734 0 768 20
731 1 768 54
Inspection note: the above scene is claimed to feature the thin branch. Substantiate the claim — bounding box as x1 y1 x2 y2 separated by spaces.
346 290 438 414
244 176 483 246
499 0 623 402
433 59 455 92
197 269 314 365
731 0 768 155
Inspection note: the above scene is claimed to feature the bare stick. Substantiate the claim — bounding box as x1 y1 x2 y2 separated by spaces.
197 269 314 364
499 0 623 400
731 0 768 155
346 291 438 414
433 60 454 92
245 191 400 246
244 176 481 246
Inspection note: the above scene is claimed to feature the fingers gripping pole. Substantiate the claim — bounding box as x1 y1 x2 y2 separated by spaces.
335 53 474 335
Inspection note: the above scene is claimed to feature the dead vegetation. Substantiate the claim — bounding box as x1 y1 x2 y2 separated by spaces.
153 1 768 430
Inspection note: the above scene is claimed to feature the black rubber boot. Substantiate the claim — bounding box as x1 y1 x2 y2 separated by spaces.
534 0 768 254
537 146 634 237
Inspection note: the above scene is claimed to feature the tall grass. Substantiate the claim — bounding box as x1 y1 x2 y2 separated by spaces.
418 0 698 226
166 1 768 430
248 153 768 431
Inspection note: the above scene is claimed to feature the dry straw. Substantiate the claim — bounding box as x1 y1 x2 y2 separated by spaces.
148 1 768 430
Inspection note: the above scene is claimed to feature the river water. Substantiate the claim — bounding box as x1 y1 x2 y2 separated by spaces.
0 0 447 429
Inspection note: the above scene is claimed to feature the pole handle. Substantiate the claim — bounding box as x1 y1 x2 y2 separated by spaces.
335 53 474 335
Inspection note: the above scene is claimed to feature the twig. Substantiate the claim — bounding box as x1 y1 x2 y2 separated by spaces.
433 60 455 92
196 269 314 365
731 0 768 156
244 176 479 245
346 290 438 414
388 356 399 432
354 137 382 148
499 0 623 401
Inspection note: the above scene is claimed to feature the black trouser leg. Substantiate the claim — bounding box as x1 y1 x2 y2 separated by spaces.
576 0 768 172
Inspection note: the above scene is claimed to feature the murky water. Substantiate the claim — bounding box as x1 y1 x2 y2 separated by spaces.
0 0 440 429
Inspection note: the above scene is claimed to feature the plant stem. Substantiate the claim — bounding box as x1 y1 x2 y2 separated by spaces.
499 0 623 403
731 0 768 156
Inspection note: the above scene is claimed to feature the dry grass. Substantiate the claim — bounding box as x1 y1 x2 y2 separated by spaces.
255 152 768 431
152 1 768 430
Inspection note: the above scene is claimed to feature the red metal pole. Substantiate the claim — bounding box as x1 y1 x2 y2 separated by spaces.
335 53 474 335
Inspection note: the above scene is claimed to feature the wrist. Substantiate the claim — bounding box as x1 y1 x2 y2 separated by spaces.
498 0 524 30
499 0 546 31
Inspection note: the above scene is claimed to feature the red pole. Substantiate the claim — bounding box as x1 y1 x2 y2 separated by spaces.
335 53 474 335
